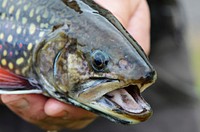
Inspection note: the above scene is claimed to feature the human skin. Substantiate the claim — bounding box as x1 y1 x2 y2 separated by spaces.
0 0 150 130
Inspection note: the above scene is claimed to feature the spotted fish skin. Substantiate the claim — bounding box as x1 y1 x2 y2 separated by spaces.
0 0 77 76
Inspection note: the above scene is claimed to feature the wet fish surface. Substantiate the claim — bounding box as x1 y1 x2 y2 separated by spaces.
0 0 157 124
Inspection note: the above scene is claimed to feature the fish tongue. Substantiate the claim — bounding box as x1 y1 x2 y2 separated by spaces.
106 86 149 113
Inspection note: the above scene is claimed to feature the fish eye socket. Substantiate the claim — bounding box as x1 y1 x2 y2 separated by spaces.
91 50 109 72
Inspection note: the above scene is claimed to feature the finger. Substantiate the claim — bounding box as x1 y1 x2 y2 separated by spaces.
127 0 151 54
44 99 97 129
94 0 140 27
1 94 49 123
44 98 97 120
95 0 150 55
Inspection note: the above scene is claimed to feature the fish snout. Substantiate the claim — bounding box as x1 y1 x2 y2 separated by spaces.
117 58 156 83
142 70 156 84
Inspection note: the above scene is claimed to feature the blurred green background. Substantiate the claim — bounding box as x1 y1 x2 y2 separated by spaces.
190 35 200 94
182 0 200 94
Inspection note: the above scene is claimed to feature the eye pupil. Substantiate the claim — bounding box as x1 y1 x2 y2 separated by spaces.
94 56 103 66
91 50 109 71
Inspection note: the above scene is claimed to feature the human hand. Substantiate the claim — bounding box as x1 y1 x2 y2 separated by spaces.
1 94 96 130
1 0 150 131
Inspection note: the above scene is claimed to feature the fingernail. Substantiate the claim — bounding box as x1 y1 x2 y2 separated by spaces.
8 98 29 109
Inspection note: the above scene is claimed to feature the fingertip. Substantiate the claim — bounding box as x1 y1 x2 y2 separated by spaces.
44 98 68 117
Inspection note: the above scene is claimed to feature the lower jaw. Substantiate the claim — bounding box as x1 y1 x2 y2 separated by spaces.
84 91 152 124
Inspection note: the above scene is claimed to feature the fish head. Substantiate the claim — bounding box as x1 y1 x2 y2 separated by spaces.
35 10 156 124
50 22 156 124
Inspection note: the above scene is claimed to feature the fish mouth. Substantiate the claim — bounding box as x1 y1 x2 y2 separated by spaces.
71 78 152 124
105 84 151 114
97 85 152 123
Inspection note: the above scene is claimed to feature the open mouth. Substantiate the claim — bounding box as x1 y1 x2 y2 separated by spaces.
104 85 151 114
73 78 152 124
93 84 152 123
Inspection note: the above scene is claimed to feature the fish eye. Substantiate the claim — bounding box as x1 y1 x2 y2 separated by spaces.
91 50 109 72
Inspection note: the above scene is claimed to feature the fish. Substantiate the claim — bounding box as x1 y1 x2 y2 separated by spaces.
0 0 157 124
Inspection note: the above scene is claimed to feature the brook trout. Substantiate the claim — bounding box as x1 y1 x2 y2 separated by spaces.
0 0 156 124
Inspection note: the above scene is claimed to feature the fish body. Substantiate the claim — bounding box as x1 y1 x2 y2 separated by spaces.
0 0 157 124
0 0 86 77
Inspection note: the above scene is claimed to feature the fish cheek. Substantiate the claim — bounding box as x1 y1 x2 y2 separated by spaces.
34 32 69 93
54 48 90 97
